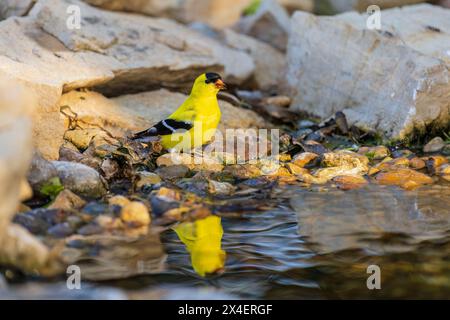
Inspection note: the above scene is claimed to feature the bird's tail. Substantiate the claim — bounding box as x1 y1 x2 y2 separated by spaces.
131 129 150 140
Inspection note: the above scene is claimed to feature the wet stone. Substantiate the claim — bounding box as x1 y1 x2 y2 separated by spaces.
222 164 262 180
391 149 413 158
423 137 445 153
135 171 161 189
13 212 51 235
375 168 434 190
302 140 329 155
176 179 209 196
424 156 449 175
333 175 368 191
48 189 86 211
437 164 450 181
358 146 389 160
291 152 318 168
47 222 75 238
81 202 119 217
77 223 105 236
409 157 426 170
150 187 182 217
208 180 236 196
120 201 151 227
156 165 190 181
108 195 130 207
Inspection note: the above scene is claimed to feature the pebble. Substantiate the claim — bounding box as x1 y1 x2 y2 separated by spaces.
108 195 130 207
135 172 161 189
292 152 318 168
47 222 75 238
52 161 107 198
375 168 434 190
262 95 291 108
358 146 389 160
77 223 104 236
120 201 151 227
208 180 235 196
48 189 86 211
156 165 190 180
423 137 445 153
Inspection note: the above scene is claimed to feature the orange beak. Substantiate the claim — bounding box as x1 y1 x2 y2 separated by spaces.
214 79 227 90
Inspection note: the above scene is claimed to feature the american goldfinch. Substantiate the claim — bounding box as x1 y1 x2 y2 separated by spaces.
132 73 226 151
173 215 225 277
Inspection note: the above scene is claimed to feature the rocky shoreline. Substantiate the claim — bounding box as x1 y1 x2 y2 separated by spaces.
0 0 449 281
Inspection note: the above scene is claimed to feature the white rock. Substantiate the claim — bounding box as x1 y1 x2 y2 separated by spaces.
220 29 286 90
235 0 291 51
278 0 314 13
330 0 426 12
0 74 51 274
52 161 107 198
0 0 34 20
30 0 254 90
84 0 254 29
58 89 268 138
0 0 255 159
286 4 450 140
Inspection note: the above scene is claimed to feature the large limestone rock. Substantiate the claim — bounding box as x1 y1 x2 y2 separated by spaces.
59 89 268 138
0 75 52 274
286 4 450 140
83 0 254 28
0 0 35 20
0 17 108 159
189 24 286 91
278 0 314 13
235 0 291 52
83 0 313 28
31 0 254 91
220 29 286 91
330 0 426 12
0 0 255 159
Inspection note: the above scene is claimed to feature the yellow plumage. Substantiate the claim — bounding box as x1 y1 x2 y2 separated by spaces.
173 215 225 277
132 73 225 151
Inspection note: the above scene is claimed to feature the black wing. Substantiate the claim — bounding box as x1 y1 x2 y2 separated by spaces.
132 119 193 140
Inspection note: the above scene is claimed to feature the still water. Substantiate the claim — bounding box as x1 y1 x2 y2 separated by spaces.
3 183 450 299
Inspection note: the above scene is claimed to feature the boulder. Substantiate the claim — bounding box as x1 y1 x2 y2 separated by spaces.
58 89 268 138
31 0 254 91
27 152 59 195
84 0 254 28
82 0 181 17
219 29 286 90
181 0 254 29
0 74 53 274
278 0 314 13
329 0 426 12
190 24 286 90
0 0 255 158
0 0 35 20
235 0 291 51
437 0 450 8
286 4 450 140
52 161 107 198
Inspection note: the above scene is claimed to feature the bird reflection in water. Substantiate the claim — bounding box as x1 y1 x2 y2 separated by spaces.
173 215 226 277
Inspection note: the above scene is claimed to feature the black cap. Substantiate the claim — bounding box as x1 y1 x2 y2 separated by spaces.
205 72 222 84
